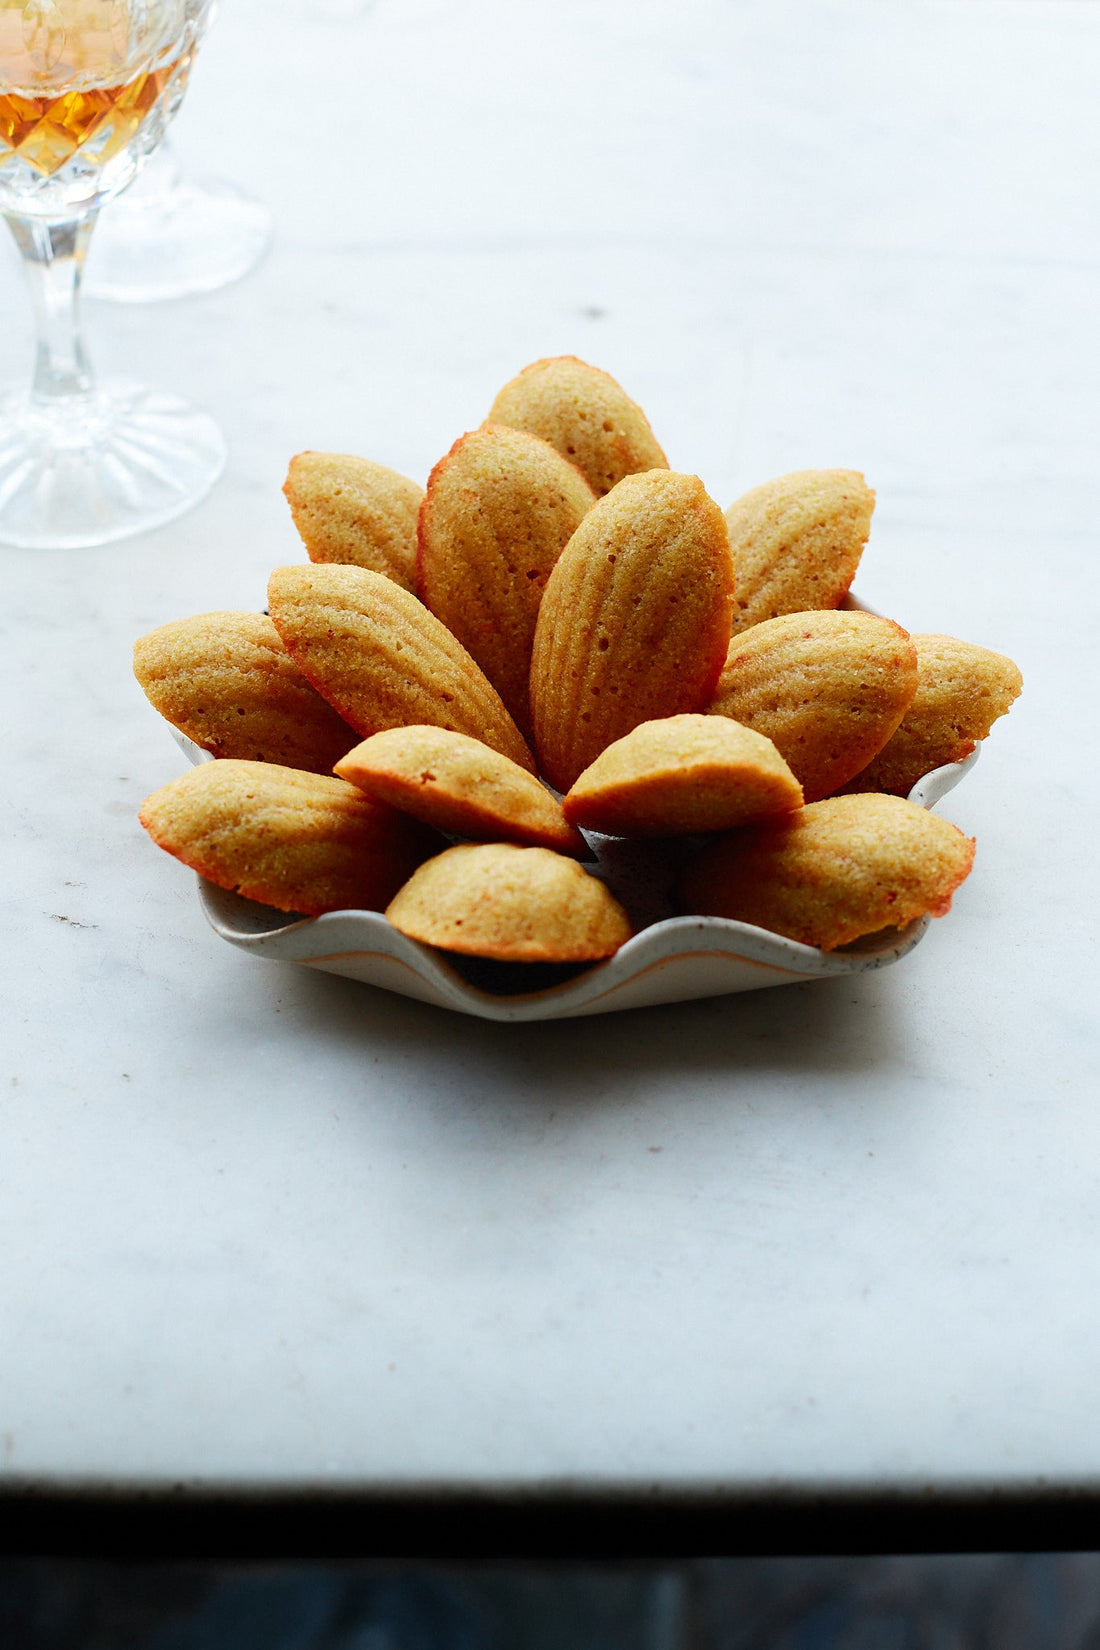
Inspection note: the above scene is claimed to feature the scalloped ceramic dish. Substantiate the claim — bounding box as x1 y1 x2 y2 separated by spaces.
172 734 978 1023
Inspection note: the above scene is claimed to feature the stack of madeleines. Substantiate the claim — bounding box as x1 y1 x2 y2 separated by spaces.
135 356 1023 965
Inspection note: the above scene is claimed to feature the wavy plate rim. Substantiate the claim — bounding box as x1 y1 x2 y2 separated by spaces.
168 728 978 1021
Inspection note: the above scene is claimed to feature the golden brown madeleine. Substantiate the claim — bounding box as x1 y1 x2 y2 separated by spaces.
386 843 632 962
841 634 1024 796
487 356 668 497
563 714 802 837
708 610 919 802
529 471 735 792
139 760 440 916
725 469 875 632
335 726 587 856
284 452 422 592
133 612 359 774
267 564 537 773
417 426 596 741
677 793 975 950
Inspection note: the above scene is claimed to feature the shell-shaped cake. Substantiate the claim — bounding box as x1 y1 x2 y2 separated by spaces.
841 634 1023 796
417 425 596 741
529 471 735 792
133 611 359 774
725 469 874 632
708 609 919 801
335 726 585 855
386 842 633 962
487 355 668 497
563 714 802 837
284 452 423 592
267 563 536 772
677 792 976 950
139 760 439 916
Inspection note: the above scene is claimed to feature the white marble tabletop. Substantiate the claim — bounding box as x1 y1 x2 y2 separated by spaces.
0 0 1096 1504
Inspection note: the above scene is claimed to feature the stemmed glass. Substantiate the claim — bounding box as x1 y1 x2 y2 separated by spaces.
80 0 375 306
83 0 273 303
82 130 273 301
0 0 225 548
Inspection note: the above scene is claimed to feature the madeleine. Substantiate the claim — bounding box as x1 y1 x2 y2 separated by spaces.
677 793 975 950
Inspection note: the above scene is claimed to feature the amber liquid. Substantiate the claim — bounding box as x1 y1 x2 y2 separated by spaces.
0 2 187 178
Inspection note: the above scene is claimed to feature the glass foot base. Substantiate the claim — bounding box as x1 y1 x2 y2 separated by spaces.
0 380 226 549
84 175 275 303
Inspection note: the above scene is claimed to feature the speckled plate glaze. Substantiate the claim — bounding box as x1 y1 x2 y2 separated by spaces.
170 641 978 1020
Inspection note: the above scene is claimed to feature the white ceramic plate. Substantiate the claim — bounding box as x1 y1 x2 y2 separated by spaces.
171 736 978 1024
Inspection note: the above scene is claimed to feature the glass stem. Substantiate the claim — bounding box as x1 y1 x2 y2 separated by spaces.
5 213 98 414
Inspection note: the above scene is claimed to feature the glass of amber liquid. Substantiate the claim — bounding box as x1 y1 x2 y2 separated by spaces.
0 0 225 548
